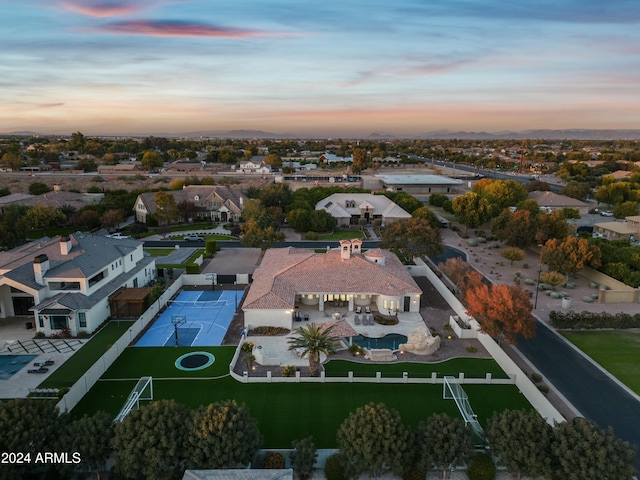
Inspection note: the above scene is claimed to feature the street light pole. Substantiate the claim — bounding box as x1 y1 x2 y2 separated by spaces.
534 244 544 309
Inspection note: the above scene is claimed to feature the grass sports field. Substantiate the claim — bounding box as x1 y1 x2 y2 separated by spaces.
562 330 640 395
73 346 531 448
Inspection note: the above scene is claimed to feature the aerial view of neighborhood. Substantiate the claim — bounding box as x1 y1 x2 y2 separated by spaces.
2 1 640 479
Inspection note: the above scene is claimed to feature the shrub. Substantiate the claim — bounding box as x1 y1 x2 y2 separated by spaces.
241 341 254 353
324 453 348 480
531 372 543 383
372 313 399 325
262 451 285 469
522 263 529 269
348 343 364 356
466 453 496 480
34 331 46 339
549 310 640 329
537 383 550 394
185 263 200 274
252 326 291 336
305 231 319 240
465 345 477 353
429 193 448 207
76 330 89 339
282 365 297 377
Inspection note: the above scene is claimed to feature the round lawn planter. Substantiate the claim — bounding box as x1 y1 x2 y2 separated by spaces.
175 351 215 371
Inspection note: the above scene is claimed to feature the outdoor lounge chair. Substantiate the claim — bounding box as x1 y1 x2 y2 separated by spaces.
361 315 368 326
303 314 310 321
355 306 362 314
354 315 361 325
27 367 48 374
365 306 371 314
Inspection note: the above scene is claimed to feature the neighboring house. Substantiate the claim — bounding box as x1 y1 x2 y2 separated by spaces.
133 185 245 224
319 153 353 164
97 163 142 175
605 171 634 181
594 215 640 241
242 241 422 329
0 233 156 335
316 193 411 227
238 159 272 174
527 191 590 216
165 160 201 173
368 174 463 194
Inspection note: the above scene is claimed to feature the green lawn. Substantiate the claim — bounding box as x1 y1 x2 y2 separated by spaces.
317 229 364 240
72 346 530 448
38 321 134 389
561 330 640 395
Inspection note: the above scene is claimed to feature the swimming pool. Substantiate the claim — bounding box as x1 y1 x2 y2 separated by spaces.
349 334 408 351
0 354 37 380
136 290 238 347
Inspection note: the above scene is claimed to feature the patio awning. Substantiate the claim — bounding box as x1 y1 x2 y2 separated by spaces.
40 308 72 315
319 319 358 338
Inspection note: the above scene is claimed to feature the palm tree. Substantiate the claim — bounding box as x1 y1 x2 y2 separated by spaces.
287 323 338 377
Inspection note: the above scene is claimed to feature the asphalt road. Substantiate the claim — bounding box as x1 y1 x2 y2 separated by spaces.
517 321 640 469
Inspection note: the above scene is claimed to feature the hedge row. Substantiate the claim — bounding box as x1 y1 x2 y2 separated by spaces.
549 310 640 329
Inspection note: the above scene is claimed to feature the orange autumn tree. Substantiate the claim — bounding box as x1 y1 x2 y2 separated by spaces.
464 283 536 344
438 257 484 295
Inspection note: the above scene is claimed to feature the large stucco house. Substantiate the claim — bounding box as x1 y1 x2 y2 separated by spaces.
133 185 245 224
315 193 411 227
242 240 422 329
0 233 155 336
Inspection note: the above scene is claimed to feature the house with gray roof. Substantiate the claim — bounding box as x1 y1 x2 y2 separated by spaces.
0 233 155 336
133 185 245 224
242 241 421 329
316 193 411 227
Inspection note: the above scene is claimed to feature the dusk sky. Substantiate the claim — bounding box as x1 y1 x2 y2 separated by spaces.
2 0 640 136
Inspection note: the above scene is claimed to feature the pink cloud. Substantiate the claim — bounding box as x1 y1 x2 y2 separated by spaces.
91 20 298 38
60 1 144 18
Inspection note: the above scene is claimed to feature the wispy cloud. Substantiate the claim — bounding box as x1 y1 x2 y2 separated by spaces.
87 20 300 38
60 1 145 18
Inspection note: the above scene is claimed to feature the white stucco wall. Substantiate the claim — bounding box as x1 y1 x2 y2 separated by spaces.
244 309 293 330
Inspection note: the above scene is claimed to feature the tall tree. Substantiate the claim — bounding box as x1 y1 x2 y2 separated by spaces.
438 257 484 296
0 204 28 249
472 178 528 216
414 413 472 478
501 247 526 266
112 399 192 480
154 191 180 225
491 209 536 248
240 218 285 253
189 400 263 469
542 237 601 281
100 208 125 232
552 418 635 480
452 192 491 232
66 411 114 480
25 205 66 232
379 217 443 261
287 322 337 377
336 402 411 479
487 410 553 480
0 399 68 480
464 283 536 343
28 181 52 195
141 150 164 172
289 436 318 480
534 210 572 245
351 147 367 173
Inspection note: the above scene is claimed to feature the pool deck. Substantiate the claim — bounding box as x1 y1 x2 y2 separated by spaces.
249 307 426 367
0 317 86 398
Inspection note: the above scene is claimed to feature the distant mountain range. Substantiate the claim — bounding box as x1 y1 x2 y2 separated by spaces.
4 128 640 140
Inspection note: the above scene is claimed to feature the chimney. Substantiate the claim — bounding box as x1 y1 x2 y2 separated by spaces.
53 184 60 192
60 235 72 255
351 238 362 255
33 254 49 284
239 196 244 206
339 239 351 260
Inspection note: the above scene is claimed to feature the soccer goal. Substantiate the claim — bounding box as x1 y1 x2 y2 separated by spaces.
114 376 154 423
443 376 486 443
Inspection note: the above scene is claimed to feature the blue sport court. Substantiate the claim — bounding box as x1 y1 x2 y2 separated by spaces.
136 290 238 347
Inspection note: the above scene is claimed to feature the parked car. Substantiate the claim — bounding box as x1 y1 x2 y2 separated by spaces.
600 210 613 217
183 234 204 242
106 233 131 239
